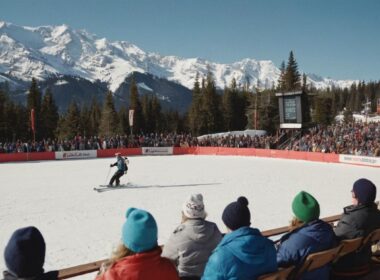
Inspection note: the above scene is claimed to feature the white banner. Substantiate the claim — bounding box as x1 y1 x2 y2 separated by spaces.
142 147 173 156
55 150 97 160
339 154 380 168
129 109 134 127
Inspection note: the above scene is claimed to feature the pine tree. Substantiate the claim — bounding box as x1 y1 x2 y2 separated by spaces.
40 88 59 139
99 91 120 136
285 51 301 91
278 61 286 91
200 70 222 134
151 96 162 132
118 106 130 134
129 76 144 134
56 101 80 139
188 72 202 135
89 98 101 136
313 96 333 125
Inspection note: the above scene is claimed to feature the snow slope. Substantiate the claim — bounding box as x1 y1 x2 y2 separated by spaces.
0 155 379 279
0 21 356 91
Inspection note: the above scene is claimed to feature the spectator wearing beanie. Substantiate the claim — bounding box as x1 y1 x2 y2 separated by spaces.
277 191 336 280
3 226 58 280
162 194 222 280
334 178 380 274
202 196 277 280
96 208 179 280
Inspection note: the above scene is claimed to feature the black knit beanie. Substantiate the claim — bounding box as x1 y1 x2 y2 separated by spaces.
4 226 45 277
222 196 251 230
352 178 377 205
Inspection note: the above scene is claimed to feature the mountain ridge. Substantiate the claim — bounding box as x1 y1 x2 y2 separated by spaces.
0 20 357 92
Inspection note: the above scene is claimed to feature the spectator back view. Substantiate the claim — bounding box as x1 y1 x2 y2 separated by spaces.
3 226 58 280
334 178 380 273
162 194 222 280
276 191 336 280
202 196 277 280
96 207 179 280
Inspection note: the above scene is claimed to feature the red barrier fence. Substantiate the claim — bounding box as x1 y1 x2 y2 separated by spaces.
3 147 378 167
97 148 142 158
0 152 55 163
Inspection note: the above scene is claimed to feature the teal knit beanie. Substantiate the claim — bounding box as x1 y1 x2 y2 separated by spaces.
292 191 320 223
122 208 158 253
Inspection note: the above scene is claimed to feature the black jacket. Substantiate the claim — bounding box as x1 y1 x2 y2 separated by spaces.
334 203 380 270
2 270 58 280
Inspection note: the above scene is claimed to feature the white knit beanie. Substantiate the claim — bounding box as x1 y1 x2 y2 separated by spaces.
182 194 206 219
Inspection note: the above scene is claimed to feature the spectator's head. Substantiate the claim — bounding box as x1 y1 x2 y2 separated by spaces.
4 226 45 277
292 191 320 223
222 196 251 231
352 178 376 205
182 193 206 220
122 208 158 253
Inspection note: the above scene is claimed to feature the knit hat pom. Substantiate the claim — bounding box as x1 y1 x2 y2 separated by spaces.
237 196 249 206
222 196 251 230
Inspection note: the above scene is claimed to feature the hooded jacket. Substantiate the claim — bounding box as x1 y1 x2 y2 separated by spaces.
334 203 380 270
277 219 336 280
162 219 222 277
2 271 58 280
201 227 277 280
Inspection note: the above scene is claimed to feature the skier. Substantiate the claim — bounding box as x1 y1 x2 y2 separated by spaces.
109 153 128 187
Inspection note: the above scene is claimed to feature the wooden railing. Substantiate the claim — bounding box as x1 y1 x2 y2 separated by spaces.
57 213 343 279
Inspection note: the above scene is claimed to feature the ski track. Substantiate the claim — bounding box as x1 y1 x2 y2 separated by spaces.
0 155 379 279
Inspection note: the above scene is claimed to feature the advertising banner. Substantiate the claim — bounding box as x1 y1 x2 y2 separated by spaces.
55 150 97 160
142 147 173 155
339 154 380 167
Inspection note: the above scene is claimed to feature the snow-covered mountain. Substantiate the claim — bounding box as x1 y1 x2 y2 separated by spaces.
0 21 356 92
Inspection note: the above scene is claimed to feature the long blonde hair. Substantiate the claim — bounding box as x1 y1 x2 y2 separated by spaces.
99 243 136 274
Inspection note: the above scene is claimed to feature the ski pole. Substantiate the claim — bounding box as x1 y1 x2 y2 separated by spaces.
105 166 112 185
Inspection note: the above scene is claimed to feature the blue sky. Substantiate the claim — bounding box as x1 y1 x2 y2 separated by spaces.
1 0 379 81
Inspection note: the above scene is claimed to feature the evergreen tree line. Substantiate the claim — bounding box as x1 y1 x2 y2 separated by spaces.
1 52 379 143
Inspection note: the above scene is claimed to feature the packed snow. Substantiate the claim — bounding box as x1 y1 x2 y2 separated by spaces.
1 155 379 279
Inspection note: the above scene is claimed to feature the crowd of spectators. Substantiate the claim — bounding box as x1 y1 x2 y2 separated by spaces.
0 121 379 156
2 178 380 279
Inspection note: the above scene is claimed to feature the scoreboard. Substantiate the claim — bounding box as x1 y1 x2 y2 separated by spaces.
276 91 303 128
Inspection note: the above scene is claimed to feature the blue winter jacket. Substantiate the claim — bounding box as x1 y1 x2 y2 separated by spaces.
277 219 336 280
112 157 126 172
202 227 277 280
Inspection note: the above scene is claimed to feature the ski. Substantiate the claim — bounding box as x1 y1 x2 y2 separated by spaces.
93 183 133 192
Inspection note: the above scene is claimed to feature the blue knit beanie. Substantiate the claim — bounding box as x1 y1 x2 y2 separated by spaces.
4 226 45 277
222 196 251 230
353 178 377 205
122 208 158 253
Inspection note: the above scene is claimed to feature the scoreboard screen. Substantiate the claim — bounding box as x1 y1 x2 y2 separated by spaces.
284 96 297 122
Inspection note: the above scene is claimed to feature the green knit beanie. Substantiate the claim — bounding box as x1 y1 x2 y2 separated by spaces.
292 191 320 223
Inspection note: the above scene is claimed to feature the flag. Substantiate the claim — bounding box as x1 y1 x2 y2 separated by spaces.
31 109 35 132
129 109 134 126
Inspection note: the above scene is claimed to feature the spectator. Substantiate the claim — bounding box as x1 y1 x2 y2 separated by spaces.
96 207 179 280
276 191 336 280
202 196 277 280
333 178 380 273
3 226 58 280
162 194 222 280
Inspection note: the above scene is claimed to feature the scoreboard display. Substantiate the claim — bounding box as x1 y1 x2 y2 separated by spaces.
276 91 303 128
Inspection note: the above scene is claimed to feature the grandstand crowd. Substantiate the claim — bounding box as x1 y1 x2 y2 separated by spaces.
2 178 380 280
0 121 379 157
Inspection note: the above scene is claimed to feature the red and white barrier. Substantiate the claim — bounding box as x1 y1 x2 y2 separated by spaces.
0 147 378 168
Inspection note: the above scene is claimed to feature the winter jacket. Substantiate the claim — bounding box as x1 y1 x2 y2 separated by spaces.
2 270 58 280
277 219 336 280
95 247 179 280
112 158 126 172
334 203 380 271
162 219 222 278
201 226 277 280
